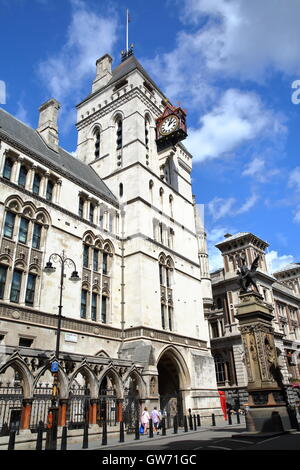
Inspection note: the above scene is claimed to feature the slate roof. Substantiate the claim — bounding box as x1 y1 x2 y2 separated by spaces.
0 107 118 207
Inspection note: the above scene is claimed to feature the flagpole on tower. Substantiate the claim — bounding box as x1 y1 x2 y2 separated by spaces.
126 8 129 53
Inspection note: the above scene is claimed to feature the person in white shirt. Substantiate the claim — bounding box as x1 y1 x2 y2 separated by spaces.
141 407 150 434
151 407 161 434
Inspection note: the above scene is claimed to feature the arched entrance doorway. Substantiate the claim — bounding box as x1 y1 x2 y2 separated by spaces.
157 348 188 427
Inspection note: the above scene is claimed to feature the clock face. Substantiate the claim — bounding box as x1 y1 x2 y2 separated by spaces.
159 115 179 136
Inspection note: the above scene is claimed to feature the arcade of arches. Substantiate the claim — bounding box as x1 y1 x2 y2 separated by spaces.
0 347 191 433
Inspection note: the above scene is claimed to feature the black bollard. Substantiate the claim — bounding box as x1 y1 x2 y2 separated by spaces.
7 430 16 450
162 417 166 436
149 418 153 438
193 414 197 431
188 412 193 430
61 425 67 450
102 420 107 446
197 414 201 427
135 420 140 440
228 411 232 425
212 413 216 426
173 415 178 434
36 421 44 451
82 421 89 449
236 411 240 425
119 421 125 443
184 415 188 432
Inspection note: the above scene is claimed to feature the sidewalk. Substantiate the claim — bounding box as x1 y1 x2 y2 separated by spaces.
65 421 246 451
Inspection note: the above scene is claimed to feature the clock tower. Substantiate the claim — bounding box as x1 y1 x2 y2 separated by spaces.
75 51 221 420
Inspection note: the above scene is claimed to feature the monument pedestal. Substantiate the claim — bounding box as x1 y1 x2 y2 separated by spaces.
235 291 295 434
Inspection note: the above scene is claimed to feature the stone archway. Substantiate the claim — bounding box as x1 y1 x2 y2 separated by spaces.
157 347 190 427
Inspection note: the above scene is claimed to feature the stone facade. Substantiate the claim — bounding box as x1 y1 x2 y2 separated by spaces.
0 52 221 435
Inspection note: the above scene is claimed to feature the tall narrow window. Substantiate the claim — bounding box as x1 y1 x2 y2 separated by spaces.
3 158 13 180
166 268 170 288
80 290 87 319
94 128 100 159
168 306 173 331
46 180 54 201
4 211 16 239
25 273 37 306
93 249 99 272
145 118 149 149
159 265 164 285
32 223 42 249
83 245 89 268
32 173 41 196
79 197 84 218
101 296 107 323
0 265 8 299
161 304 166 330
10 270 22 303
18 165 27 187
18 217 29 244
89 203 95 224
102 253 108 275
116 119 122 149
119 183 123 197
91 293 97 321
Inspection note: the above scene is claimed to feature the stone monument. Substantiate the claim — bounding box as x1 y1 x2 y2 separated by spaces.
236 255 294 433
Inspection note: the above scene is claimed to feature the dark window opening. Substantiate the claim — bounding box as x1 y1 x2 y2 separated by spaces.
101 296 107 323
32 173 41 196
0 265 8 300
81 290 87 319
116 119 122 150
19 337 33 347
32 224 42 249
46 180 54 201
3 158 13 180
18 217 29 244
10 270 22 303
25 273 37 306
18 165 28 187
4 211 15 239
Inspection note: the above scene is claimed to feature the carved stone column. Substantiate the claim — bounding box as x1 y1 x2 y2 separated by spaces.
236 291 294 433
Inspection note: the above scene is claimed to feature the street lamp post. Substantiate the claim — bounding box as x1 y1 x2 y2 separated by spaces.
44 250 80 448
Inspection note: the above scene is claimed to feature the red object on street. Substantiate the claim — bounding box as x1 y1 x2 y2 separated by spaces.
218 391 228 420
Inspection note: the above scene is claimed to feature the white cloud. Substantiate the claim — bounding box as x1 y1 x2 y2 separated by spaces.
38 0 118 104
289 167 300 192
182 0 300 81
266 250 295 274
184 89 285 162
208 193 258 221
206 226 236 272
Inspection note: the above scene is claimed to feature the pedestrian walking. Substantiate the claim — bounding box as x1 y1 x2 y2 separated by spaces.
141 407 150 435
151 407 161 435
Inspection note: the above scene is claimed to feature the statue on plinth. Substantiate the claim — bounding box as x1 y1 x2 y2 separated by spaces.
236 254 260 293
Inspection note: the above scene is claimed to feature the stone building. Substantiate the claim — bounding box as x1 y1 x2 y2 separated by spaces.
0 51 221 438
207 232 300 409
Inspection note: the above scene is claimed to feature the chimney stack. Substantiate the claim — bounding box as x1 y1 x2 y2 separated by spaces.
92 54 113 93
37 98 60 152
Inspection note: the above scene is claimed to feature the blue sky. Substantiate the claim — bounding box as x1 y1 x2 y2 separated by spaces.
1 0 300 272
